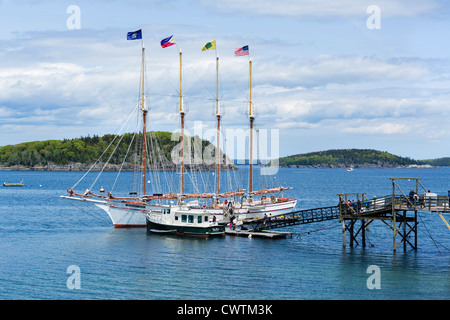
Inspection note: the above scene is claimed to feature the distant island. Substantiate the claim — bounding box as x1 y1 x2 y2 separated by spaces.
0 132 235 171
275 149 450 168
1 136 449 171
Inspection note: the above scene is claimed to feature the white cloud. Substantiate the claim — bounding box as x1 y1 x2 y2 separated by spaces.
0 37 445 139
255 56 429 89
342 121 410 135
0 15 449 159
0 106 14 117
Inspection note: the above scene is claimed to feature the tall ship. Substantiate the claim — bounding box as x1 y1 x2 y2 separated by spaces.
61 31 297 229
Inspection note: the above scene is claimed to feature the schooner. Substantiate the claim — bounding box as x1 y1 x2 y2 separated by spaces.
61 31 297 231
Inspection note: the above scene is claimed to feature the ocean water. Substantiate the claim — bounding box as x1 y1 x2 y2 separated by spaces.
0 168 449 300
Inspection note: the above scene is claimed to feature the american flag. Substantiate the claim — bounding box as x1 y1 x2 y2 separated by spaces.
235 45 249 56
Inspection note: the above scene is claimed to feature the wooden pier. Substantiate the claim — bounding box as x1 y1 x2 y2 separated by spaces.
242 205 340 231
236 177 449 252
338 178 450 252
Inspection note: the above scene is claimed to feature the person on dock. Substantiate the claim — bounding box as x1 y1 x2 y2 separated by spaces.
345 200 353 215
424 189 438 207
229 215 235 230
448 190 450 207
357 199 362 213
409 189 415 207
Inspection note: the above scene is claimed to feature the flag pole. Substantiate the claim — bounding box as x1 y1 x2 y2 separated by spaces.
162 36 184 197
202 40 221 200
215 45 221 199
126 29 146 196
236 45 253 200
141 43 147 197
179 46 185 197
249 57 254 200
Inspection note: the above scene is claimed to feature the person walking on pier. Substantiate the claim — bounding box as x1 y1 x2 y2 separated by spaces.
409 189 415 207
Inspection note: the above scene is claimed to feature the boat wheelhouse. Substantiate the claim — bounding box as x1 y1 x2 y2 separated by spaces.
146 206 225 237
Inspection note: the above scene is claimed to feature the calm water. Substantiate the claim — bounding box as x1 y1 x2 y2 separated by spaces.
0 168 449 300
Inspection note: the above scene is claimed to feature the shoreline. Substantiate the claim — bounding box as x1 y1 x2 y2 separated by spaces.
279 164 440 169
0 162 238 171
0 163 443 171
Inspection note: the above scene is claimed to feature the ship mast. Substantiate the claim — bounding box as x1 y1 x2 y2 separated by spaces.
160 36 184 199
249 59 254 201
179 50 185 196
141 46 147 197
215 55 221 199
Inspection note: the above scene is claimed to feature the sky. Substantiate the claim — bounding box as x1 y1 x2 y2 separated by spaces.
0 0 449 160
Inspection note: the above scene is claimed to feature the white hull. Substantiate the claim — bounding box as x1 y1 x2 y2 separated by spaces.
61 196 155 228
102 201 152 228
237 199 298 221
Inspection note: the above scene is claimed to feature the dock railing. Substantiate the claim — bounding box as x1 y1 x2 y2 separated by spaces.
338 192 450 217
394 194 450 212
248 205 341 231
338 193 394 218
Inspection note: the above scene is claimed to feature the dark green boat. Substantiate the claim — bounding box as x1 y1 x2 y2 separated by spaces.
146 206 225 238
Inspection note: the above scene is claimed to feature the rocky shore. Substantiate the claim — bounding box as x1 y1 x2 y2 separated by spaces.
0 162 238 171
281 163 435 169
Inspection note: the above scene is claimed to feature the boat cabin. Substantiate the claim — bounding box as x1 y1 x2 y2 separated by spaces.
159 207 212 226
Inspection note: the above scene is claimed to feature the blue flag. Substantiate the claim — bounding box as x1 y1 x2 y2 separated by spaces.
127 29 142 40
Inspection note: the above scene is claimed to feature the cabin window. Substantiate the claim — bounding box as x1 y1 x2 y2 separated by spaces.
205 216 209 222
175 216 179 221
181 215 187 223
197 216 202 223
188 215 194 223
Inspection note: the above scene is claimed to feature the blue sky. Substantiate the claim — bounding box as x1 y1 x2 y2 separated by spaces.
0 0 449 160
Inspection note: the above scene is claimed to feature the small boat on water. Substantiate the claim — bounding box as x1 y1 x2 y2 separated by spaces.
3 180 24 187
146 205 225 237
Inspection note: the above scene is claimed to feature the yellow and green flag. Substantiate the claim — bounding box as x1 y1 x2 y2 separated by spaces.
202 40 216 51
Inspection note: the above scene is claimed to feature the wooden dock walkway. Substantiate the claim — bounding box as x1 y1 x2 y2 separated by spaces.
242 205 341 232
